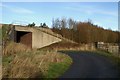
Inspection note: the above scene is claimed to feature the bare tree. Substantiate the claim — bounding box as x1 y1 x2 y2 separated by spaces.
61 18 67 29
68 18 74 29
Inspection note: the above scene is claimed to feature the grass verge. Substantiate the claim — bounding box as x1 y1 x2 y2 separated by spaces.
91 50 120 76
2 42 72 78
45 54 72 78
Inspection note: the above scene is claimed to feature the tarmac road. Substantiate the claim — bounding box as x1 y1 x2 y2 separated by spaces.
59 51 120 78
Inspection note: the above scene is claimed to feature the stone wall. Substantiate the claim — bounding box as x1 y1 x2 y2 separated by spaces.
96 42 119 54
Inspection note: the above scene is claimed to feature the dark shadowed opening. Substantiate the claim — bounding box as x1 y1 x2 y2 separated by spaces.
15 31 32 48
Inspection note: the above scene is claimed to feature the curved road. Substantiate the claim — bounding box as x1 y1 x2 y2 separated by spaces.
59 51 120 78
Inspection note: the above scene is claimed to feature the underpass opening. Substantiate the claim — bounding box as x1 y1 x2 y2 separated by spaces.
15 31 32 48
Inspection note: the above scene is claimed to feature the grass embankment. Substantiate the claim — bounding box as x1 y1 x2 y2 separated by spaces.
42 41 95 51
88 50 120 76
93 50 120 66
2 42 72 78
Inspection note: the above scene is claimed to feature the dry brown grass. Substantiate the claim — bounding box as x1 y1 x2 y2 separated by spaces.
3 42 31 56
44 41 96 51
2 44 68 78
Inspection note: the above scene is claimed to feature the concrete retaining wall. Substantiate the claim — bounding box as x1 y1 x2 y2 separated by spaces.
14 26 61 49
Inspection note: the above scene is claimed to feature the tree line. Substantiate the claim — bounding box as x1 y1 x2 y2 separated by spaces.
27 22 48 28
52 18 119 43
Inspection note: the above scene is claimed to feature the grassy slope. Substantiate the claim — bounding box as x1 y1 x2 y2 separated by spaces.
94 50 120 66
46 54 72 78
3 48 72 78
88 50 120 76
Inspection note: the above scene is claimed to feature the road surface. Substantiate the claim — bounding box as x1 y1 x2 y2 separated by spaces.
59 51 120 78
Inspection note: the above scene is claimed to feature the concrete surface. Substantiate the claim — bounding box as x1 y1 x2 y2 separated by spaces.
15 26 62 49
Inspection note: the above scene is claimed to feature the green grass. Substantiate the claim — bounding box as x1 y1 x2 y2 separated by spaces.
91 50 120 75
93 50 120 62
46 55 72 78
3 55 14 66
2 49 72 78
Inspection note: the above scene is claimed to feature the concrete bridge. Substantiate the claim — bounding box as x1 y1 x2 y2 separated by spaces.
9 25 62 49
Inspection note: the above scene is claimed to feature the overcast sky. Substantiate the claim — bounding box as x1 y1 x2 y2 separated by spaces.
1 2 118 31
